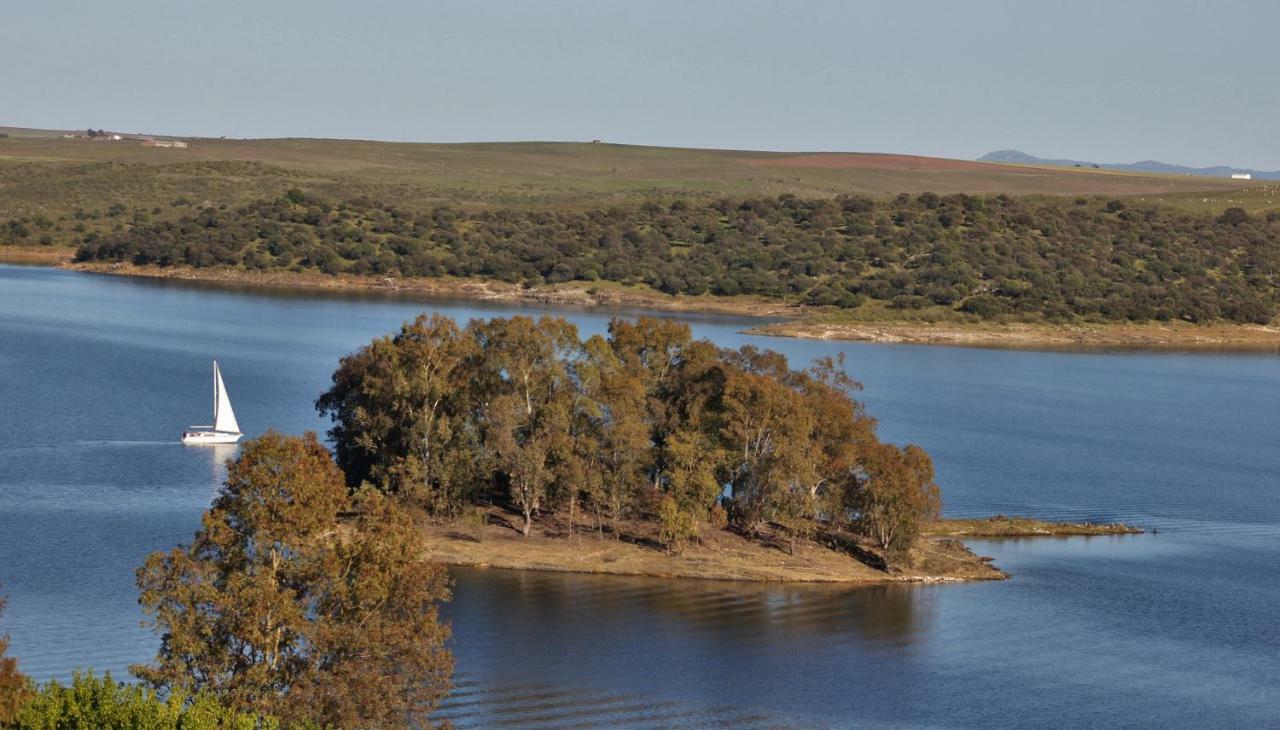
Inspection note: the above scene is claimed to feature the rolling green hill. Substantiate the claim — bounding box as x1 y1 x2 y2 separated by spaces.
3 126 1274 224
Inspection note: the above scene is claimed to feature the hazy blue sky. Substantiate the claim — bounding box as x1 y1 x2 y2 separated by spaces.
3 0 1278 167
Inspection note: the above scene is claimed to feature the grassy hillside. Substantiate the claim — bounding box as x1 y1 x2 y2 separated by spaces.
3 126 1273 221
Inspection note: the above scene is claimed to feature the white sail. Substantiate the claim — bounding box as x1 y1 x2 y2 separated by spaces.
212 361 241 434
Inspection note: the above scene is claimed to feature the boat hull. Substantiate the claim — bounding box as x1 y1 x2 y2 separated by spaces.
181 430 242 445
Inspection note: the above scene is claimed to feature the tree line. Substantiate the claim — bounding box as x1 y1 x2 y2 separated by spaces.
71 190 1280 324
317 314 940 556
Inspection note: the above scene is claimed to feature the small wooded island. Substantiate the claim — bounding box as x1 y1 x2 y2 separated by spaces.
314 313 1141 584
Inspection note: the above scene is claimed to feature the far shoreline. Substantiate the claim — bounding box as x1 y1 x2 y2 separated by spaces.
6 249 1278 353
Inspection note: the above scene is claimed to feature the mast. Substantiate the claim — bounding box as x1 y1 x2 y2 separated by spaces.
212 361 220 424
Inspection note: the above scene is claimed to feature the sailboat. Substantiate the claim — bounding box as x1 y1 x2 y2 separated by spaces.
181 361 243 445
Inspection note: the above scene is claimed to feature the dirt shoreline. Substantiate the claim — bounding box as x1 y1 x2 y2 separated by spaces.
56 259 794 317
748 320 1280 351
0 247 75 265
925 516 1145 538
420 515 1142 585
8 253 1278 351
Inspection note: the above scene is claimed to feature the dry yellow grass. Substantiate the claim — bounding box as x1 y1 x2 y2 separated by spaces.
1 129 1265 219
418 509 1008 585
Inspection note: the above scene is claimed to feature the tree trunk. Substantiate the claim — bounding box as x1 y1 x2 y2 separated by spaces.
522 506 532 537
569 492 576 538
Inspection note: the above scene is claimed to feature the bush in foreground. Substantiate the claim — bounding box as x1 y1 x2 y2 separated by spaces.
8 671 276 729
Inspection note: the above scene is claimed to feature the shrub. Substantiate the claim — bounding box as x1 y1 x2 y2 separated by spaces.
12 671 276 730
959 294 1006 318
1217 207 1249 226
657 496 699 554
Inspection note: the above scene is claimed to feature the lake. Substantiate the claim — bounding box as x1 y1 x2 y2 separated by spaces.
1 264 1278 727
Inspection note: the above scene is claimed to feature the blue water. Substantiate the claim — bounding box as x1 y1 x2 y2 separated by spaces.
1 264 1278 727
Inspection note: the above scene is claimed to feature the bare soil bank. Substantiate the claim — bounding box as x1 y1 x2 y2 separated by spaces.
60 260 792 317
747 319 1280 352
422 514 1006 585
926 516 1145 538
418 511 1142 585
38 260 1280 352
0 246 75 265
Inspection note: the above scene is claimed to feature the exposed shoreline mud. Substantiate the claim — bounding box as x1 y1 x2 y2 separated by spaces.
6 254 1275 352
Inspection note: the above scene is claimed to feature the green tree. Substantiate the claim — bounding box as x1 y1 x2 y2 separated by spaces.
849 443 942 557
473 316 580 536
656 496 698 554
580 335 651 537
660 427 723 531
134 432 453 728
485 393 553 537
316 314 482 512
719 362 816 534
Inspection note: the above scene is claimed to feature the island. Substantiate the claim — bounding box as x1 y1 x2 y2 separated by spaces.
305 312 1144 586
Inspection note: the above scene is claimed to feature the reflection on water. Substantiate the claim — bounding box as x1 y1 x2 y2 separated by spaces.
440 567 933 728
193 442 239 491
450 567 929 647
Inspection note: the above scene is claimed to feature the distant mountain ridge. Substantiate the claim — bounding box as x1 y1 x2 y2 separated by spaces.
979 149 1280 180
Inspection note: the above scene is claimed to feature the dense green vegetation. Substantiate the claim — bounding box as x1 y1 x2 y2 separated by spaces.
6 672 279 729
71 191 1280 324
318 314 941 557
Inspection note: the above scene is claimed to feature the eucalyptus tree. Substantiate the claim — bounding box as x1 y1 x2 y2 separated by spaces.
472 316 580 536
317 313 483 513
135 432 453 728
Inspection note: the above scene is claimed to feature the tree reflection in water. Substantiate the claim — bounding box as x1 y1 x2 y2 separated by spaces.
439 567 935 726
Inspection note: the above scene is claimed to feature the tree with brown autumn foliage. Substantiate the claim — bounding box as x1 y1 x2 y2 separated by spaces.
848 443 942 556
320 314 946 564
134 431 453 729
0 590 32 724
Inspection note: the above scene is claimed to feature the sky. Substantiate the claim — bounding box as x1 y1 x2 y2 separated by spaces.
3 0 1278 168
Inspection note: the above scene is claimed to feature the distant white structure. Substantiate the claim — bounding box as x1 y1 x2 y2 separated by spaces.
141 139 189 148
1231 173 1252 180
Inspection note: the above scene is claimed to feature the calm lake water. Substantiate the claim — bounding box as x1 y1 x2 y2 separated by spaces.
1 264 1278 727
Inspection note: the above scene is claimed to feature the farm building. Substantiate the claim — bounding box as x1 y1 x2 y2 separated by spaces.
141 139 189 148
